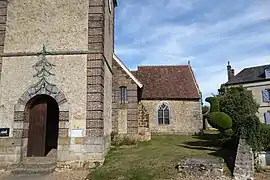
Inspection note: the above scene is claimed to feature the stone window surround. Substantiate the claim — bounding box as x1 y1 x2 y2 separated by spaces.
119 86 127 104
156 101 172 125
13 84 69 161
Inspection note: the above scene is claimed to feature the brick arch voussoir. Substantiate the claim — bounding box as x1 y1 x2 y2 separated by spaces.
13 85 70 138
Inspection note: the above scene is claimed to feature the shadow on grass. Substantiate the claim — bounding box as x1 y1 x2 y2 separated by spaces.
180 132 238 175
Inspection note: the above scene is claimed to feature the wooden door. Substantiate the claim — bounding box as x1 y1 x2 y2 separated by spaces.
27 101 47 157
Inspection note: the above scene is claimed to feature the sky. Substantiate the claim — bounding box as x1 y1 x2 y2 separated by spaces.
114 0 270 103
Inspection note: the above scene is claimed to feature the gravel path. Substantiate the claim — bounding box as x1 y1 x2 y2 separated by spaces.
0 169 89 180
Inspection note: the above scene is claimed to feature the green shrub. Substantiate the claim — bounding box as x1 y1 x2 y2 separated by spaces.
205 97 219 112
111 131 118 141
240 115 261 150
111 135 138 147
259 124 270 151
224 128 233 137
207 112 232 131
218 86 259 135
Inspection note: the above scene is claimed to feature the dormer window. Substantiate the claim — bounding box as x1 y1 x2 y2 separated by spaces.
265 69 270 79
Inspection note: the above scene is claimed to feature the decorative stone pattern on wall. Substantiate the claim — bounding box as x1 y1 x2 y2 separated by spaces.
0 0 7 80
0 0 115 167
137 102 151 141
84 0 114 163
13 85 69 160
141 100 203 134
112 59 138 134
233 138 254 180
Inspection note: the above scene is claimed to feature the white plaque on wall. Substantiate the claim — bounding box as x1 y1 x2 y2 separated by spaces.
71 129 83 137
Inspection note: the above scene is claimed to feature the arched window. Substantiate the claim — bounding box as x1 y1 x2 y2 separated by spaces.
157 103 170 125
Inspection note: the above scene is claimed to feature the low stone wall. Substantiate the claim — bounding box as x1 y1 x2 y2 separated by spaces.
233 138 254 180
176 158 224 179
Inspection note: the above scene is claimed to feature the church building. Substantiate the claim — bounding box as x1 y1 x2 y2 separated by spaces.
0 0 202 172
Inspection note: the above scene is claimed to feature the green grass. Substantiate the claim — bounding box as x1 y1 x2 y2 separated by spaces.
87 131 227 180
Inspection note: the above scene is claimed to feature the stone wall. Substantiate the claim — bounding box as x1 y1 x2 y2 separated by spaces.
0 0 7 81
112 59 138 135
0 0 115 167
137 102 151 141
141 100 202 134
85 0 115 163
233 138 254 180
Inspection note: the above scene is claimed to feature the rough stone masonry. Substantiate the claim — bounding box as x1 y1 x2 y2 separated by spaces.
233 138 254 180
0 0 117 168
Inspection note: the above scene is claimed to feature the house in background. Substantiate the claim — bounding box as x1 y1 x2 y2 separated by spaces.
112 55 203 138
223 62 270 124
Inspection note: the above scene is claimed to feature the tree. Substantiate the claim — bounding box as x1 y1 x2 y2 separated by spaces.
218 86 260 136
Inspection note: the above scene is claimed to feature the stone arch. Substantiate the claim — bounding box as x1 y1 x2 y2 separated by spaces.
13 85 69 159
156 101 172 125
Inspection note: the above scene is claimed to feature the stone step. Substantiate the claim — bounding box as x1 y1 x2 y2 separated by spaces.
11 166 55 175
11 157 57 175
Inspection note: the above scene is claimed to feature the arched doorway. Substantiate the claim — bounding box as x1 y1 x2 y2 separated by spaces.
26 95 59 157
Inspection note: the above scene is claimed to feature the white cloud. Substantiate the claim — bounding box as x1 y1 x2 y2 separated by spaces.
115 0 270 100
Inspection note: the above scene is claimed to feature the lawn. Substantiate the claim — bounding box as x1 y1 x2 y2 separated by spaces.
87 131 233 180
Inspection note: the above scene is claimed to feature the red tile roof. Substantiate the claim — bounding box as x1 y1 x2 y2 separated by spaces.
135 65 200 100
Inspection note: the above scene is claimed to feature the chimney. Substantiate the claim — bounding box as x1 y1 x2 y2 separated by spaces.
227 61 234 81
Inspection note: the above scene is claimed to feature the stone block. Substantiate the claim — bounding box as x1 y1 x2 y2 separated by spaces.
74 137 84 145
57 150 70 161
14 111 24 121
87 76 104 85
83 145 104 153
14 103 25 112
0 1 7 8
87 68 104 76
89 0 103 6
59 111 69 121
88 14 103 21
59 122 69 129
86 110 103 120
0 138 22 146
58 145 69 151
85 129 104 136
89 27 103 35
84 136 104 145
89 42 103 51
59 103 69 111
59 128 69 137
127 120 138 128
0 147 16 154
87 85 104 93
0 16 6 24
88 35 103 43
87 101 103 111
69 145 83 153
86 120 104 129
89 6 103 14
0 154 20 163
13 122 23 129
58 137 70 145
